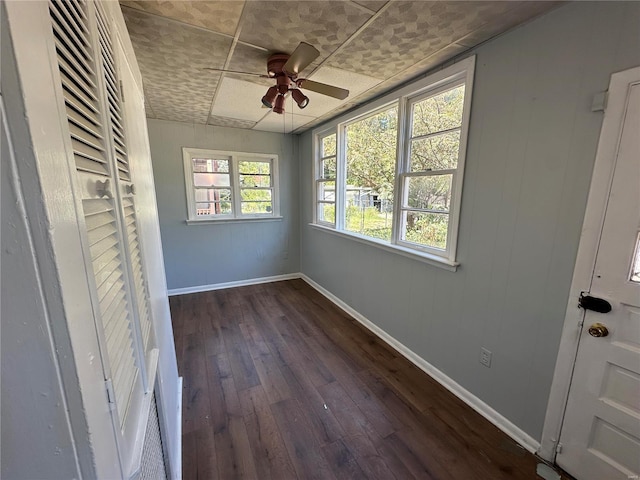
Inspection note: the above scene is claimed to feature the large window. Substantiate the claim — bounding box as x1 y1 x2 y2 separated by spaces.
183 148 279 222
313 58 474 266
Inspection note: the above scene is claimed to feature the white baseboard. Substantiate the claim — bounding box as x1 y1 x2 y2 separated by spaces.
167 273 300 296
299 273 541 454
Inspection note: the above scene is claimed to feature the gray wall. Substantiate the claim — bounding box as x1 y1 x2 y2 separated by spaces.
148 119 300 291
299 1 640 441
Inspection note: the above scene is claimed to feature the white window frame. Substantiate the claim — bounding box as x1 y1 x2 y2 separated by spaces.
183 148 280 224
315 131 338 227
312 56 475 270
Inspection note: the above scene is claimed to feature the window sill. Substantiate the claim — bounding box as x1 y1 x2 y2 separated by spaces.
308 223 459 272
186 216 283 225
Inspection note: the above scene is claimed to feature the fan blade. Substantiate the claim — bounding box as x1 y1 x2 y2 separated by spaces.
204 67 270 78
283 42 319 75
297 79 349 100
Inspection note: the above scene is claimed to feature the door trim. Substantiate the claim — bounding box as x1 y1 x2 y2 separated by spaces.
540 65 640 462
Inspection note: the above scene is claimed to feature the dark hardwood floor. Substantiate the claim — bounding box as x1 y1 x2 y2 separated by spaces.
170 279 555 479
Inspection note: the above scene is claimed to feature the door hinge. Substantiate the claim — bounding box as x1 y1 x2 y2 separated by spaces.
591 90 608 112
555 442 563 454
119 80 125 103
105 378 116 410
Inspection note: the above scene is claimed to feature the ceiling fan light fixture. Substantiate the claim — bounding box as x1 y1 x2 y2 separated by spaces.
261 86 278 108
292 89 309 109
273 94 286 114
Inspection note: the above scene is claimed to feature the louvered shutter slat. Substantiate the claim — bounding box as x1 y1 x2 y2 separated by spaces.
94 256 122 291
51 20 93 75
93 248 119 279
60 70 99 114
122 200 152 349
100 287 126 327
67 107 101 137
58 0 87 34
97 268 123 304
58 54 97 101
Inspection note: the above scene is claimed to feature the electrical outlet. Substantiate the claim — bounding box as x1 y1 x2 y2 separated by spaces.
480 347 492 368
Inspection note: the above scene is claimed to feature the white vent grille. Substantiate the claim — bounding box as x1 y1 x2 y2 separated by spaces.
49 0 108 176
95 2 130 181
83 198 139 425
139 394 168 480
123 196 152 350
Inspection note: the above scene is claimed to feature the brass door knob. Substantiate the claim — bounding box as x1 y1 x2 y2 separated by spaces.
588 323 609 338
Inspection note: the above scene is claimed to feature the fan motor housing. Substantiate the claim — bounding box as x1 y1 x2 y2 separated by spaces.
266 53 291 77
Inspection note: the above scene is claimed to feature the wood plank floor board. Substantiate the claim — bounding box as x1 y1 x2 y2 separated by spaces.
340 433 399 480
277 362 346 446
322 438 368 480
244 409 297 480
195 426 218 480
182 333 211 435
172 280 566 479
271 398 337 480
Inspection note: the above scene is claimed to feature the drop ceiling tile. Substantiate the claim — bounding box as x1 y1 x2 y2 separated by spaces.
352 1 389 13
226 43 274 87
120 1 244 36
238 1 373 61
144 84 213 124
296 66 381 117
309 66 382 96
208 116 257 129
211 77 274 122
122 7 230 124
254 102 316 133
328 1 517 79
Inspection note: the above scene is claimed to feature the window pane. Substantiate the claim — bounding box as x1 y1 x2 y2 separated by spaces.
410 130 460 171
239 161 271 188
411 85 465 137
321 157 336 179
631 233 640 283
241 189 272 202
318 181 335 201
322 134 336 157
241 202 272 214
345 105 398 242
192 158 229 173
318 203 335 224
406 175 452 211
194 172 230 187
195 188 231 202
196 202 231 215
403 211 449 249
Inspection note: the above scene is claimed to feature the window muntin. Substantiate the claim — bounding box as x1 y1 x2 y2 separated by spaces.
184 149 278 221
316 133 337 225
313 58 473 265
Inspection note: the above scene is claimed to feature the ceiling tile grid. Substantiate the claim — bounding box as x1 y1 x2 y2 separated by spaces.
120 0 560 133
122 6 230 123
237 1 374 59
120 0 244 36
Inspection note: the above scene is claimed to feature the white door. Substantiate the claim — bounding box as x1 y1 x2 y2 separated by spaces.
557 68 640 480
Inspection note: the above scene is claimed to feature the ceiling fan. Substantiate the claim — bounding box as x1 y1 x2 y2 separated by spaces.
206 42 349 114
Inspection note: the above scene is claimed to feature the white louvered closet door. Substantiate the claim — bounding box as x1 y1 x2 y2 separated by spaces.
48 0 154 475
95 2 154 359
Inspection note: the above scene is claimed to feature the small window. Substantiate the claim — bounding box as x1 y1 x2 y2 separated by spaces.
183 148 279 222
